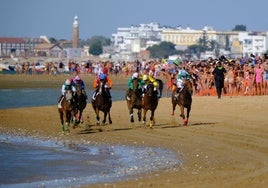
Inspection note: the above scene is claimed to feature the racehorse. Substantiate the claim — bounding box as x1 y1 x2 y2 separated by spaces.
58 90 74 133
126 78 142 123
142 83 158 128
73 82 87 127
91 81 112 125
171 79 193 125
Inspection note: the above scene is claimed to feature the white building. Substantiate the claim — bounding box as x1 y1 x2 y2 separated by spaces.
238 32 267 57
111 22 268 59
111 22 163 60
162 26 218 50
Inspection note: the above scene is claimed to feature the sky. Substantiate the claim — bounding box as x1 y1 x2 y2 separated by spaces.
1 0 268 40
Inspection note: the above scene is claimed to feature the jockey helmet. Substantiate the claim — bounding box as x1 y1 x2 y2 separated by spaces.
132 72 139 79
65 79 71 85
143 74 148 81
99 73 106 80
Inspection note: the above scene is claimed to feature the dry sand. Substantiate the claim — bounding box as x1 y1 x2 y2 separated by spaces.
0 74 267 188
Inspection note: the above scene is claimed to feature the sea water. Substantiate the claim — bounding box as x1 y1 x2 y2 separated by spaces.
0 88 125 109
0 134 181 187
0 88 182 187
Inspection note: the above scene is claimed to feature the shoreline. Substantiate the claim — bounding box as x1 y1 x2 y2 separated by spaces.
1 96 268 187
0 74 268 187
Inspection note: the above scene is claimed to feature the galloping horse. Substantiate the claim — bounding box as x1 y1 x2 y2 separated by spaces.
58 90 74 133
142 83 158 128
91 81 112 125
73 83 87 127
171 79 193 125
126 78 142 123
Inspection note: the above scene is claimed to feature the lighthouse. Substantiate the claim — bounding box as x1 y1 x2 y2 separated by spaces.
73 16 79 48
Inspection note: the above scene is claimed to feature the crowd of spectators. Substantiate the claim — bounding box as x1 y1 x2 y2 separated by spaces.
11 54 268 97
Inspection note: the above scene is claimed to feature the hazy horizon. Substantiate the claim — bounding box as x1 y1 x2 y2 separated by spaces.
1 0 268 40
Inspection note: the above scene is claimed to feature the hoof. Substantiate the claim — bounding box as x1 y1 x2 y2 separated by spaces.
149 123 153 129
183 119 188 125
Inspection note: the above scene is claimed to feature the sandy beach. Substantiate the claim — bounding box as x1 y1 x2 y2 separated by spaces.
0 74 267 187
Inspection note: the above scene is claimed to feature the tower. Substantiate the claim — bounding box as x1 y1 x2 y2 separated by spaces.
73 16 79 48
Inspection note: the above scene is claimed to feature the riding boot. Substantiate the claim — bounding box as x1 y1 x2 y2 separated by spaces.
107 89 112 101
126 89 132 100
82 90 88 100
174 89 180 101
58 95 64 108
92 90 97 101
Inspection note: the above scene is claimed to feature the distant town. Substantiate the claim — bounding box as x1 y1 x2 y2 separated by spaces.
0 16 268 61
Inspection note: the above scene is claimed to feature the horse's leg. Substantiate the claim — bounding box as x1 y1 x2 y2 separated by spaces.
108 110 112 124
77 109 82 124
142 109 147 125
138 109 142 121
79 110 84 124
172 101 176 116
59 110 64 132
95 108 100 126
149 110 155 128
65 111 70 133
130 107 134 123
179 105 186 125
184 106 191 125
102 111 107 125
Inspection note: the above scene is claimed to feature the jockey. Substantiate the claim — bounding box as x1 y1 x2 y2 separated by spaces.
58 78 77 108
92 72 112 101
126 72 144 100
175 66 191 94
142 73 160 98
73 75 87 99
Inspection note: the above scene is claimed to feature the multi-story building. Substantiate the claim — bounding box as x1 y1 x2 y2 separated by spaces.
237 31 267 57
162 26 218 50
111 22 163 59
0 37 48 57
112 23 268 59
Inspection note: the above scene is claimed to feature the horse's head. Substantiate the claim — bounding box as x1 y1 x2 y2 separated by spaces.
133 78 141 94
65 90 73 102
98 80 105 92
183 79 193 95
146 83 155 96
62 90 73 111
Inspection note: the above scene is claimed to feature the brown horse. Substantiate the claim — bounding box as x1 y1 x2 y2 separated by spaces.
58 90 74 133
142 83 158 128
126 78 142 123
171 79 193 125
91 81 112 125
73 83 87 127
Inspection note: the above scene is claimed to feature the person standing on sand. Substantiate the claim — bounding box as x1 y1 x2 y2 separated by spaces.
212 61 227 99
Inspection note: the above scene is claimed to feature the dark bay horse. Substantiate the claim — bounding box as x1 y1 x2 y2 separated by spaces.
126 78 142 123
91 81 112 125
58 90 74 133
142 83 158 128
171 79 193 125
73 83 87 127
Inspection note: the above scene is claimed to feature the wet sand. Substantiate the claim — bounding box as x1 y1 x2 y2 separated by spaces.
0 74 268 187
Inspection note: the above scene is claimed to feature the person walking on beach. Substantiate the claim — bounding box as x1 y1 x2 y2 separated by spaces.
212 61 227 99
